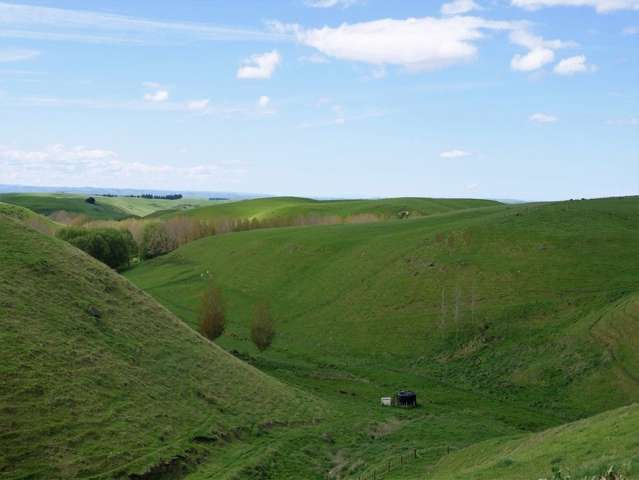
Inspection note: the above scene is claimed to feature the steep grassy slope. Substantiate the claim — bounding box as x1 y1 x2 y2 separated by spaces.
427 403 639 480
152 196 501 224
0 215 321 479
126 197 639 419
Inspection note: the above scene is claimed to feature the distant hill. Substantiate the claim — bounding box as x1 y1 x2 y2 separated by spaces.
0 192 212 220
0 214 321 479
151 196 502 224
127 197 639 418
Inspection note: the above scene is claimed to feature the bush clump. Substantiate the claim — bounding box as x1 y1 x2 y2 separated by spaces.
58 227 136 270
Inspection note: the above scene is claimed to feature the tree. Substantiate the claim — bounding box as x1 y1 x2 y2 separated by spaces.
58 227 136 270
199 285 226 341
251 302 275 352
140 222 176 259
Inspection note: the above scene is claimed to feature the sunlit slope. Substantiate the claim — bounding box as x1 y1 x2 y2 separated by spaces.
126 197 639 417
152 196 501 223
427 403 639 480
0 193 210 220
0 193 131 220
0 215 320 479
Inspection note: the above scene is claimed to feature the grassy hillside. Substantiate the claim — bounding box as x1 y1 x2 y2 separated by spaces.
96 195 211 217
0 201 60 234
0 193 212 220
126 197 639 418
427 403 639 480
0 215 321 479
153 196 501 224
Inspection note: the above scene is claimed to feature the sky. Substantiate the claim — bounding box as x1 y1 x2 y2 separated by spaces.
0 0 637 200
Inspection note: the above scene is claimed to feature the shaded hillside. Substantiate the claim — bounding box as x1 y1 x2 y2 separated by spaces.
427 403 639 480
126 197 639 418
0 215 321 479
151 196 501 225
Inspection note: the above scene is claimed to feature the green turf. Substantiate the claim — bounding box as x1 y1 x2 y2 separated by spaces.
0 214 322 479
152 196 501 224
427 403 639 480
125 196 639 477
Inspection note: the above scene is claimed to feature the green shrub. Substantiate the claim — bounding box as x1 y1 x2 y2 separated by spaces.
58 227 135 270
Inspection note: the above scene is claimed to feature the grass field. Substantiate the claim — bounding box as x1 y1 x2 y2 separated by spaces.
0 193 213 220
152 196 502 224
125 196 639 477
0 213 322 479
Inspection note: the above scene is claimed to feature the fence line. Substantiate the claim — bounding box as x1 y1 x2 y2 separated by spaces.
353 445 455 480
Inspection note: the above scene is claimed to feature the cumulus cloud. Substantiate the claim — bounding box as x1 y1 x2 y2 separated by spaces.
305 0 362 7
512 0 639 13
553 55 597 75
0 47 40 62
237 50 281 79
529 112 558 123
186 99 210 111
440 149 471 158
257 95 270 108
273 17 519 72
510 30 575 72
441 0 482 15
0 143 245 188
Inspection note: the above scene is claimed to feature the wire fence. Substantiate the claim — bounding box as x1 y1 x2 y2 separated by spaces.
353 445 455 480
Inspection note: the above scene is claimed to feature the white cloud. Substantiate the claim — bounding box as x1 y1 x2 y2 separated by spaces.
257 96 270 108
0 2 281 45
440 149 471 158
143 90 169 103
186 99 210 111
0 47 40 62
623 26 639 35
553 55 597 75
510 30 575 72
512 0 639 13
511 48 555 71
305 0 362 7
274 17 519 72
441 0 482 15
0 144 245 189
236 50 281 79
529 112 558 123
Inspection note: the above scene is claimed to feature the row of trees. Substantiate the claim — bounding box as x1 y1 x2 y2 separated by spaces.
199 284 275 352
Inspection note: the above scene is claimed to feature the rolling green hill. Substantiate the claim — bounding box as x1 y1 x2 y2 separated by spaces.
127 196 639 416
0 201 61 235
428 403 639 480
0 214 321 479
0 193 212 221
152 196 502 225
125 196 639 476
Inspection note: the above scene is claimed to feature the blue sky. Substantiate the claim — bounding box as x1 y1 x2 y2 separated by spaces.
0 0 637 200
